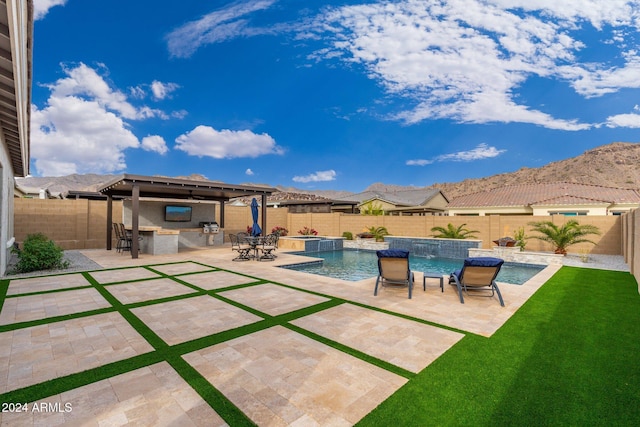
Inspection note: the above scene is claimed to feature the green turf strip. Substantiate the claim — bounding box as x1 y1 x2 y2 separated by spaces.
357 267 640 426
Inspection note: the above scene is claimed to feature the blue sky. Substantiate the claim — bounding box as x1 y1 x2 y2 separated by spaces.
30 0 640 192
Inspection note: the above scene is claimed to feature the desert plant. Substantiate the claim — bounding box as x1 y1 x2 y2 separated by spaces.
298 226 318 236
342 231 353 240
365 226 390 242
513 226 528 251
528 220 601 255
12 233 69 273
430 223 479 239
360 201 385 216
271 226 288 236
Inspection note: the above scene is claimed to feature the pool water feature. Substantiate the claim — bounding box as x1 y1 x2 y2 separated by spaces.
283 250 545 284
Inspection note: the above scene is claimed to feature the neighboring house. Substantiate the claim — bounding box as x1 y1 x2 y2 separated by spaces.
232 192 357 213
1 1 33 275
14 183 62 199
446 182 640 216
333 188 449 215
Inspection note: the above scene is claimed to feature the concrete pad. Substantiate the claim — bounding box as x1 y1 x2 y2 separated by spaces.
0 362 226 426
291 303 464 373
105 278 195 305
183 326 407 426
89 267 162 284
178 270 258 290
6 273 91 295
0 312 154 394
219 283 330 316
131 295 262 345
0 288 111 325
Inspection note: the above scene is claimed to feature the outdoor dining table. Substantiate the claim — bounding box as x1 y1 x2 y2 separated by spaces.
242 236 265 260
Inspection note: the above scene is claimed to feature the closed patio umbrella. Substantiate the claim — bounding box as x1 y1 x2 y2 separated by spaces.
251 198 262 237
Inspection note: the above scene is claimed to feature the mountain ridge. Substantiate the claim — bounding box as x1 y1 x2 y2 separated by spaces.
14 141 640 199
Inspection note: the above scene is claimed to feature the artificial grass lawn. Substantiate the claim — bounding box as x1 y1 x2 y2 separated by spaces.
360 267 640 426
2 263 639 426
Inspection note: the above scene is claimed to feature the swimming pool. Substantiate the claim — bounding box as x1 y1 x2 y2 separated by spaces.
282 250 545 284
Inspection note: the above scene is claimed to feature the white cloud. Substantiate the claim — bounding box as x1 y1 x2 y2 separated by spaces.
406 159 433 166
31 98 140 176
407 143 505 166
141 135 169 154
31 63 174 176
302 0 640 130
246 168 255 175
605 113 640 128
49 63 166 120
166 0 640 130
309 0 604 130
33 0 67 20
165 0 279 58
151 81 180 100
174 125 284 159
292 170 337 183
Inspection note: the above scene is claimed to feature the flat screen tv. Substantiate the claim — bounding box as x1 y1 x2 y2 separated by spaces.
165 205 192 222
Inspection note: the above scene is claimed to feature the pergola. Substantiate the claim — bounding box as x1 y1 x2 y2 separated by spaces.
97 174 277 258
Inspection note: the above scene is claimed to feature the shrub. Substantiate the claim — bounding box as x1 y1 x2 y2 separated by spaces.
271 226 288 236
342 231 353 240
513 226 528 251
13 233 69 273
298 226 318 236
528 220 600 255
364 226 389 242
360 201 384 215
430 223 479 239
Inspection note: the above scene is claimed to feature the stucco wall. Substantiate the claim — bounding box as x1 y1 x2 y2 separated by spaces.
122 200 217 229
0 143 15 275
622 209 639 291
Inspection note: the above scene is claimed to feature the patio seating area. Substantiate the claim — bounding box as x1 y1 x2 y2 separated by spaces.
0 246 634 426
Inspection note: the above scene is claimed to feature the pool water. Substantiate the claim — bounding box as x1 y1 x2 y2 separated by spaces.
284 250 545 285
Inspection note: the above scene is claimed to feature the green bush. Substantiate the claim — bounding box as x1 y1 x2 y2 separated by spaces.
342 231 353 240
13 233 69 273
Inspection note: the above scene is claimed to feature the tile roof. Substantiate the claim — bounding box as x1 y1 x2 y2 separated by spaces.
447 182 640 208
335 188 444 206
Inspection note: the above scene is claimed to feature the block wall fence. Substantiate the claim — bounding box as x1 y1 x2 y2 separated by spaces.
13 199 638 287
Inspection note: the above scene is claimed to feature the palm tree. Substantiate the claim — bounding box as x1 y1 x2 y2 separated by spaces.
528 220 600 255
430 223 479 239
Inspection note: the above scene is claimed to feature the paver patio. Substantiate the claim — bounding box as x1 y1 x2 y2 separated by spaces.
0 247 559 425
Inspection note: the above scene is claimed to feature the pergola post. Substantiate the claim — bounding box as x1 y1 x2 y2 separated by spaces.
261 193 268 236
106 195 113 250
220 201 225 228
131 184 140 259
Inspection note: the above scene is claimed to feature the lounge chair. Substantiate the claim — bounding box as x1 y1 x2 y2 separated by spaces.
449 257 505 306
374 249 415 299
230 233 252 261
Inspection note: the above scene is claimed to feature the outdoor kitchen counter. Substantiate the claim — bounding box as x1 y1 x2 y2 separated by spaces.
127 227 223 254
135 227 180 255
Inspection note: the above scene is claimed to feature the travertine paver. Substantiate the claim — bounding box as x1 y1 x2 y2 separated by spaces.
291 303 465 373
132 295 262 345
219 283 329 316
105 278 195 305
6 273 91 295
89 266 162 284
0 312 154 393
183 326 407 426
0 362 227 426
177 270 258 290
0 288 110 325
149 262 215 276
